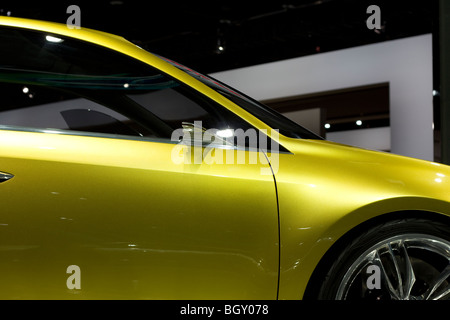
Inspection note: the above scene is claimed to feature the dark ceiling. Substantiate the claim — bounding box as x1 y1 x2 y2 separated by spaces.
1 0 437 74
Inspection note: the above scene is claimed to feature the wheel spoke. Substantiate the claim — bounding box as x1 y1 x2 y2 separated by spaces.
378 241 416 300
374 249 400 300
386 242 404 298
398 240 416 299
423 263 450 300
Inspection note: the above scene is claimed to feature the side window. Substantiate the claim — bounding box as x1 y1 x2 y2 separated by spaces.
0 26 253 143
0 82 154 137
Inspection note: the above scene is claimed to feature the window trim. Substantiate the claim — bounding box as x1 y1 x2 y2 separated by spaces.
0 124 292 154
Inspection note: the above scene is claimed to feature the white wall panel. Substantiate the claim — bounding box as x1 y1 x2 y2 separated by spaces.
327 127 391 151
211 35 433 161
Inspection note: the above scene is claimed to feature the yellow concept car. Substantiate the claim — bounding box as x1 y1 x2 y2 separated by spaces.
0 16 449 300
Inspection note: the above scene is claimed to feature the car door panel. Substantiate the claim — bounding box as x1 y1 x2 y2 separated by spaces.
0 130 279 299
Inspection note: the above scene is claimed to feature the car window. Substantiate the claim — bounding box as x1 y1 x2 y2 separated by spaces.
159 56 323 140
0 26 256 145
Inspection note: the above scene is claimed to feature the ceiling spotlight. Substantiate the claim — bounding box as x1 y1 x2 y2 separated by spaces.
0 9 11 16
22 86 29 94
216 38 226 54
356 120 363 126
324 123 331 129
215 23 227 55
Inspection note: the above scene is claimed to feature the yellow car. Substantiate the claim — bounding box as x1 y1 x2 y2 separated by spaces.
0 16 449 300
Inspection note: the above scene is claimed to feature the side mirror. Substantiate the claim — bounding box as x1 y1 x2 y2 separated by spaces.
181 121 234 147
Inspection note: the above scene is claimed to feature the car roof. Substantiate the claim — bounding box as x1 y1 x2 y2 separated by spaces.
0 16 204 93
1 16 209 80
0 16 127 46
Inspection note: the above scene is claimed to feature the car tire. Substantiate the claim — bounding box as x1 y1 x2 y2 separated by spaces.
316 218 450 300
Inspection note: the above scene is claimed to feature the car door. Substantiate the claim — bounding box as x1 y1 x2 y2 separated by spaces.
0 25 279 299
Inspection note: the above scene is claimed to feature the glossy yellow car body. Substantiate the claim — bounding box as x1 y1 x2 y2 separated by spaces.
0 16 449 300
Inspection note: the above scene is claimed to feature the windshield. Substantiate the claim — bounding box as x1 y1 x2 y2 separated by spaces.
160 56 323 140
